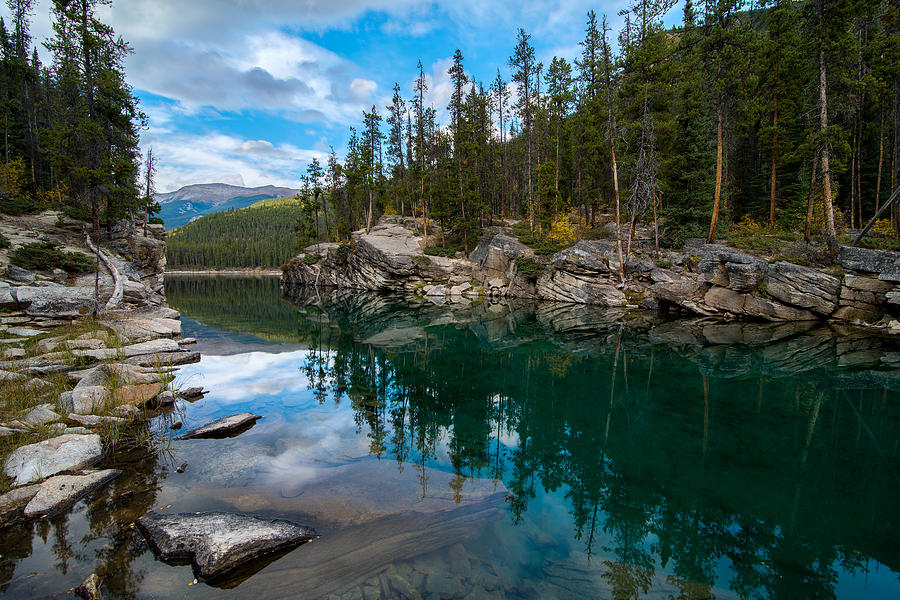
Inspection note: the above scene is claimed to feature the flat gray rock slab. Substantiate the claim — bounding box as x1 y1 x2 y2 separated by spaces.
0 484 40 527
23 404 63 427
24 469 121 518
6 327 45 337
0 369 26 382
12 285 97 317
101 316 181 343
67 413 127 427
71 385 110 415
177 413 262 440
73 338 181 361
123 350 199 367
135 511 317 581
2 433 104 486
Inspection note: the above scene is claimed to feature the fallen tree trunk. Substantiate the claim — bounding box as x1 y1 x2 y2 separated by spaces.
84 232 123 310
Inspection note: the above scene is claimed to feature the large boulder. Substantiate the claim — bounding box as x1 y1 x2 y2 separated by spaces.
6 265 35 283
282 217 468 293
0 284 16 309
536 270 626 306
837 274 895 321
470 231 529 281
11 286 99 317
549 241 611 275
764 261 841 315
135 512 317 581
837 245 900 275
3 433 104 486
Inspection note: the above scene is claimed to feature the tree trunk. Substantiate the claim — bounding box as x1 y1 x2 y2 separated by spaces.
819 48 838 251
875 108 884 212
653 190 660 257
769 97 778 226
366 186 373 232
606 100 624 283
804 153 818 243
850 127 857 229
707 95 724 243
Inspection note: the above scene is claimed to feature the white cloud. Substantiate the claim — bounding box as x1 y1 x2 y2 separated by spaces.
2 0 669 189
141 126 327 192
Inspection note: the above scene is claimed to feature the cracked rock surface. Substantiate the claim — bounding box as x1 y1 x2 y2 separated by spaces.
135 511 317 580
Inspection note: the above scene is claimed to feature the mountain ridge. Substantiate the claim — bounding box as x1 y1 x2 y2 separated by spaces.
155 182 299 229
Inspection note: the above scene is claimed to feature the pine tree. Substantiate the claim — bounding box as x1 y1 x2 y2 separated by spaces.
509 29 538 232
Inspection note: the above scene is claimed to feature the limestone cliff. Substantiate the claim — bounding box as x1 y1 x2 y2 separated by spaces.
1 211 168 325
281 216 900 331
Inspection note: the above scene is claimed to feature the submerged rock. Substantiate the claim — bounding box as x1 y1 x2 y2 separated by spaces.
74 573 102 600
2 433 104 486
135 511 317 581
177 413 262 440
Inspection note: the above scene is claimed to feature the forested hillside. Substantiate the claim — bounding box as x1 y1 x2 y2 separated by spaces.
166 204 306 269
0 0 146 235
289 0 900 256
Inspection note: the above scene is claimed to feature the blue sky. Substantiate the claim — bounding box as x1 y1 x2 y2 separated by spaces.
5 1 684 192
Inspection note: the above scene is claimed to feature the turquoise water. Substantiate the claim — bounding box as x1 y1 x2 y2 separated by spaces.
3 275 900 599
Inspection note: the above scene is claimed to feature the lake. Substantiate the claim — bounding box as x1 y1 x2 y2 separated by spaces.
4 274 900 599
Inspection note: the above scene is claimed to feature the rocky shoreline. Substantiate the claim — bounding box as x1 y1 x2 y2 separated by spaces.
282 215 900 333
1 211 322 593
0 212 206 530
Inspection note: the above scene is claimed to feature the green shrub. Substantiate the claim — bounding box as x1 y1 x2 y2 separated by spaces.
654 258 673 269
303 253 321 266
413 255 432 266
149 217 164 225
10 242 95 273
0 233 9 249
511 220 568 256
335 242 352 262
63 203 91 223
0 192 39 216
515 256 544 279
423 245 459 257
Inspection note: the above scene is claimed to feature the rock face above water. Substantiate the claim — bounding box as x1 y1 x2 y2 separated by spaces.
281 216 472 293
2 433 103 486
177 413 262 439
135 511 317 581
282 216 900 328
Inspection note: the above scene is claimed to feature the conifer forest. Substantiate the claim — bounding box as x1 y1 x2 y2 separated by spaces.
289 0 900 257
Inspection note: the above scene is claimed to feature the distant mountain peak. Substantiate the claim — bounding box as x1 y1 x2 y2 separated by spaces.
155 182 299 230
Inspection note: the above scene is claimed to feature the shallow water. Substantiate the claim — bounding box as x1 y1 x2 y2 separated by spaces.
4 274 900 599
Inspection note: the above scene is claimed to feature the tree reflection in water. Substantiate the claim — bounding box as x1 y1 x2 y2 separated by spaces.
279 287 900 599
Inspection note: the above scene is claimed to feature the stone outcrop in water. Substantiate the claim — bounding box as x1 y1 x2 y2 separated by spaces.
135 511 317 581
177 413 263 439
282 216 900 329
281 216 472 293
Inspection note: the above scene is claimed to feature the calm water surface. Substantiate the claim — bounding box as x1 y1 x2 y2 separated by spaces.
4 275 900 599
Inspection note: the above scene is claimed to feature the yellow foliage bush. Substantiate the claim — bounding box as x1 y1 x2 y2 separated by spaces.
546 213 576 247
871 219 895 237
0 158 28 198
